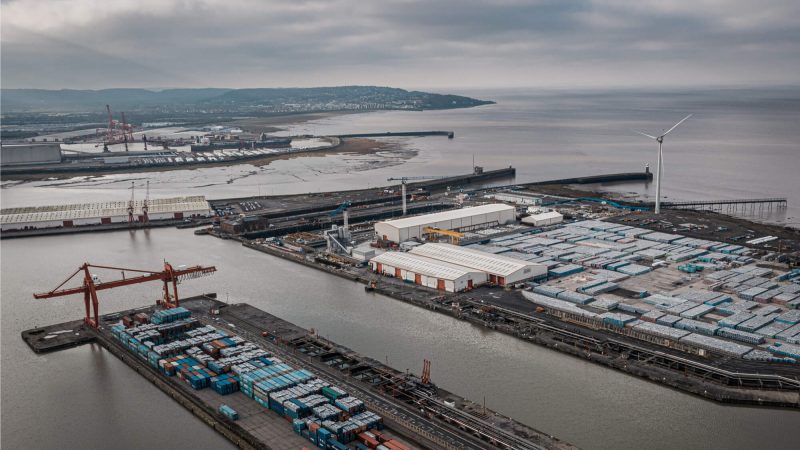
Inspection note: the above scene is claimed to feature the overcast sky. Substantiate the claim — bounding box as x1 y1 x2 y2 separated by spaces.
2 0 799 90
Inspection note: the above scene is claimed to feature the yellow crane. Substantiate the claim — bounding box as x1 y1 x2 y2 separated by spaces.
423 227 465 245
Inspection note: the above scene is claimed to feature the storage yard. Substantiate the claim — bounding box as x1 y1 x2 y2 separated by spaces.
23 296 572 450
208 178 800 408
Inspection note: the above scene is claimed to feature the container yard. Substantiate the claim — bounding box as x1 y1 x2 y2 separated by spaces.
212 181 800 408
23 295 571 450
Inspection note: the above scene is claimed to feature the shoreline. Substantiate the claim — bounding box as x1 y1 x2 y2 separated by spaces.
0 137 400 182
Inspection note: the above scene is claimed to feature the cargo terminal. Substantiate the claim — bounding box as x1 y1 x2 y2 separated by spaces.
210 172 800 407
19 169 800 450
246 197 800 368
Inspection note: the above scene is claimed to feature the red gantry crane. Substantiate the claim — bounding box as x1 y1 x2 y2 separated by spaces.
33 262 216 328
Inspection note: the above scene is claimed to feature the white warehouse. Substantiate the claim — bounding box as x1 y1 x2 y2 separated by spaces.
522 211 563 227
374 204 516 243
409 243 546 286
369 251 487 292
1 196 211 231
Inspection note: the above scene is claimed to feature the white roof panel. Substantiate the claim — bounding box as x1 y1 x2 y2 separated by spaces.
370 251 480 281
528 211 562 221
377 204 514 229
1 196 210 224
410 243 540 277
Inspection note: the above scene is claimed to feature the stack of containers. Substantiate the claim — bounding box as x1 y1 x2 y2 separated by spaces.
334 396 365 415
776 324 800 342
114 307 396 446
323 418 368 444
674 318 719 336
599 312 637 328
322 386 347 401
556 291 594 305
298 394 330 410
754 321 793 338
616 303 649 315
202 337 241 357
532 285 564 298
737 313 778 333
150 306 192 325
283 399 312 419
210 373 240 395
717 328 765 345
768 342 800 359
133 312 149 324
313 404 343 421
719 312 754 328
241 363 293 399
316 428 332 448
351 411 384 431
177 363 217 389
641 310 664 323
159 354 197 376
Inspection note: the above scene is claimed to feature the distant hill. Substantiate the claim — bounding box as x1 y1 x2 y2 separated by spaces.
1 86 493 113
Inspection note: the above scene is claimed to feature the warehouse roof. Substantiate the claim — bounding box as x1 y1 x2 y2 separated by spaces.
410 243 541 277
532 211 562 220
376 204 514 229
523 211 562 222
370 251 481 281
1 196 210 224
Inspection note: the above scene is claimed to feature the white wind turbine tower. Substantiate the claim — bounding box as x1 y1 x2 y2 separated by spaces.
636 114 692 214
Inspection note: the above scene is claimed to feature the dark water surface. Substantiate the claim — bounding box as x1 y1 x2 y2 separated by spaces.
2 229 798 450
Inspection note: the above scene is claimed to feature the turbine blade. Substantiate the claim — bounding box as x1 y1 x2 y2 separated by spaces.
661 114 692 137
635 131 658 140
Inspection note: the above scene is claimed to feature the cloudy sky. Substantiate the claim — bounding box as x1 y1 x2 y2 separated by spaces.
2 0 799 90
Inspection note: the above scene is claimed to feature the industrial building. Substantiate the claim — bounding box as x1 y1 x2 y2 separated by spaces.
369 251 487 292
1 196 211 231
522 211 563 227
488 191 542 206
374 204 516 243
1 143 62 166
409 243 547 286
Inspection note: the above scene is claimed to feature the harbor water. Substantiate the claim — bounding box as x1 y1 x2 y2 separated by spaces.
2 228 798 450
3 88 799 226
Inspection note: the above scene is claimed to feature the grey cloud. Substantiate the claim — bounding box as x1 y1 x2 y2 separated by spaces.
1 0 799 89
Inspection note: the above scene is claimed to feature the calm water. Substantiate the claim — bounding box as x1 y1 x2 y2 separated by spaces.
276 87 800 225
2 88 800 449
2 229 798 450
3 88 799 225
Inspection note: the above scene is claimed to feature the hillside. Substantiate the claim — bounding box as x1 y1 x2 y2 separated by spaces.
1 86 493 113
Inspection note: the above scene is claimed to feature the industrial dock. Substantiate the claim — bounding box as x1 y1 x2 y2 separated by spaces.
23 293 573 450
14 167 800 450
190 169 800 408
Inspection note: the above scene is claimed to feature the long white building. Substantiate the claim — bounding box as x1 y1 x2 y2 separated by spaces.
369 251 487 292
1 196 211 231
374 204 516 243
409 243 546 286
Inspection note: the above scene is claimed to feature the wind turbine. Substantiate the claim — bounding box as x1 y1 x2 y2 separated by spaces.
636 114 692 214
